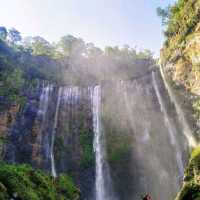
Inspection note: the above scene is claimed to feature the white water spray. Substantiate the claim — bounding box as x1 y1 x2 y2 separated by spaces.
92 85 116 200
92 85 107 200
38 83 52 118
152 71 184 177
159 65 197 148
37 83 52 144
51 87 62 177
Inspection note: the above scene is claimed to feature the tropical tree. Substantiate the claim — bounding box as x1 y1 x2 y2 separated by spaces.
0 27 7 41
85 43 103 58
156 6 170 25
8 28 22 44
31 36 54 56
57 35 86 57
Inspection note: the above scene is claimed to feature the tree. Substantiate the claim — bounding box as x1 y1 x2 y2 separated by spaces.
85 43 103 58
31 36 54 56
156 6 170 25
57 35 86 57
8 28 22 44
137 49 153 59
104 46 116 57
0 27 7 41
21 36 34 53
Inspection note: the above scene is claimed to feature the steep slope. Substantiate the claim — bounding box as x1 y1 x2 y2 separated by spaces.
160 0 200 199
161 0 200 143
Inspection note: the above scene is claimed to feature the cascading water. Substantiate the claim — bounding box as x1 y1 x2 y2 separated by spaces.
50 87 62 177
160 65 197 148
5 70 192 200
36 83 52 145
37 83 52 119
92 85 116 200
152 71 184 177
92 85 106 200
103 73 189 200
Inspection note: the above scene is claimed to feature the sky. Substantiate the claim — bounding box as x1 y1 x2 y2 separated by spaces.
0 0 176 56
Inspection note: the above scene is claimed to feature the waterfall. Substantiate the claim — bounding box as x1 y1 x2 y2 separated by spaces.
38 83 52 119
152 71 184 177
92 85 106 200
36 83 52 145
159 65 197 148
6 73 191 200
38 84 51 118
92 85 116 200
50 87 62 177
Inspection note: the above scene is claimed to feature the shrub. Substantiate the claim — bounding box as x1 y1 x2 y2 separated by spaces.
0 162 80 200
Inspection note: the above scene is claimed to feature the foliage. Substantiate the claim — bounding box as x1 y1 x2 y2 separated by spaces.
29 36 55 57
0 136 8 145
56 174 80 199
0 65 25 108
156 6 170 25
107 132 132 164
158 0 200 62
192 99 200 120
57 35 85 57
8 28 22 44
0 26 155 110
80 128 94 169
77 111 95 169
0 162 80 200
175 147 200 200
0 27 7 41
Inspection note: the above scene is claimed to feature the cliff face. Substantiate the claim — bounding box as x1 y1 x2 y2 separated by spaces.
0 69 192 200
0 104 19 159
161 0 200 142
101 70 190 200
162 28 200 96
2 83 95 199
160 1 200 199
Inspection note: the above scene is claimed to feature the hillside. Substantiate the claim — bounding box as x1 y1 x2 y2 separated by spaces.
160 0 200 198
160 0 200 142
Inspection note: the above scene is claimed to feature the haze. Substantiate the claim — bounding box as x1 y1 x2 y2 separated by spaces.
0 0 175 56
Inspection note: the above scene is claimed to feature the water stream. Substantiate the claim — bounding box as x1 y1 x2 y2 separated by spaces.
92 85 116 200
50 87 62 177
160 65 197 148
152 71 184 177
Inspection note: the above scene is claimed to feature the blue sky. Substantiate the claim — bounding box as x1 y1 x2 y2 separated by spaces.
0 0 176 55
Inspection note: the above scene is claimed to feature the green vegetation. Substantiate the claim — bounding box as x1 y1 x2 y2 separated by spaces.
158 0 200 62
0 136 8 145
158 0 200 131
78 111 94 169
0 162 80 200
0 68 24 102
80 128 94 169
175 147 200 200
192 99 200 120
107 132 132 164
0 26 155 111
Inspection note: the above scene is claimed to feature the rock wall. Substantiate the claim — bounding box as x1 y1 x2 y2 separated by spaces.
161 24 200 143
0 69 192 200
3 83 95 200
0 103 19 159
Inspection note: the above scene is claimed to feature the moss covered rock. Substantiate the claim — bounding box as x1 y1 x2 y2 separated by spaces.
0 162 80 200
175 147 200 200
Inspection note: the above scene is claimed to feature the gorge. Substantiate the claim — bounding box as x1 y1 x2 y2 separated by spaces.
1 67 196 200
1 0 200 199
